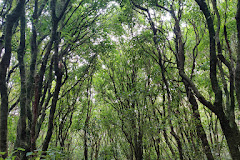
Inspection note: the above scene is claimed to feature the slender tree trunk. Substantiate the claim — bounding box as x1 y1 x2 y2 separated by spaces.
235 0 240 110
42 67 62 151
84 117 89 160
0 1 25 158
152 137 160 160
14 6 30 160
42 29 63 151
30 75 40 151
0 73 8 159
163 129 175 157
134 130 143 160
169 122 183 160
185 85 214 160
29 1 40 151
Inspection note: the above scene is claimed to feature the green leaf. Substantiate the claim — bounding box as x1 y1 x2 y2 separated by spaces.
26 152 33 156
11 156 16 160
17 147 25 151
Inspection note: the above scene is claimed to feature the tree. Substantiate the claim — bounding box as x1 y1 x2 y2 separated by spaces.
0 0 240 159
0 1 25 158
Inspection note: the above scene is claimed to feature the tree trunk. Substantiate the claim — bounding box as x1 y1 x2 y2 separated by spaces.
29 1 40 152
235 0 240 110
0 1 25 158
42 67 62 151
217 111 240 159
0 73 9 159
84 117 89 160
42 31 63 151
195 0 240 159
14 6 30 160
134 130 143 160
185 85 214 160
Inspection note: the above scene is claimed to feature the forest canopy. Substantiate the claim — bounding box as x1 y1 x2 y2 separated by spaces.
0 0 240 159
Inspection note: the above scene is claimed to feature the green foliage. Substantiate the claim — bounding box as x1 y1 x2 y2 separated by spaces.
1 0 239 159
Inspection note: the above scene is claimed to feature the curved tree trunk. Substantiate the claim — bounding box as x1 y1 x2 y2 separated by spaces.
195 0 240 159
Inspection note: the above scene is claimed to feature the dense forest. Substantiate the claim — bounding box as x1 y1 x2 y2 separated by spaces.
0 0 240 159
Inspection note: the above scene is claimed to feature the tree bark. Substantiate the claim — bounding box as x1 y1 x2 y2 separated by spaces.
0 1 25 158
42 3 63 149
42 57 63 151
236 0 240 110
14 6 30 160
185 85 214 160
42 44 63 153
84 117 89 160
